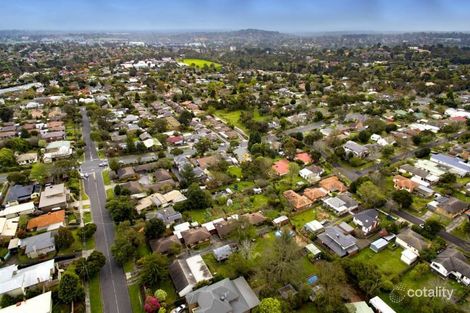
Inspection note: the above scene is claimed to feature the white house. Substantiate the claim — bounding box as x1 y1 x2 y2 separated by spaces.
299 168 320 183
352 209 379 235
430 153 470 177
395 228 429 256
0 291 52 313
431 248 470 286
369 296 396 313
0 260 55 296
0 202 35 218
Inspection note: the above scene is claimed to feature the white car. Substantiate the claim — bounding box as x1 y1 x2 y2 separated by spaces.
172 304 187 313
99 162 108 167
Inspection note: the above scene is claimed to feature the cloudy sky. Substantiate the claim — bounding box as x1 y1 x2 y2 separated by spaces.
0 0 468 32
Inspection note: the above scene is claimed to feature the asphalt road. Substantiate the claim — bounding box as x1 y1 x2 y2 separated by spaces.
80 108 132 313
394 209 470 251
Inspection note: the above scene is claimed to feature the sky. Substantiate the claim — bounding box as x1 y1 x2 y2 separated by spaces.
0 0 469 33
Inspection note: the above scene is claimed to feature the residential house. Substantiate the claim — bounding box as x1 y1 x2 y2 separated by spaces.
430 153 470 177
352 209 379 235
431 248 470 286
319 176 347 193
16 152 38 165
283 190 313 211
323 193 358 215
181 228 211 247
149 235 182 254
393 175 418 193
41 131 65 142
272 215 289 227
318 226 358 257
26 210 65 231
117 167 138 181
19 231 56 258
0 259 55 296
303 188 328 203
399 164 439 184
345 301 374 313
185 277 260 313
4 184 40 206
396 228 429 257
38 184 69 212
299 168 320 183
0 202 35 218
295 152 313 165
427 196 468 219
154 207 183 226
343 141 369 158
241 212 267 226
272 159 290 176
169 254 213 297
0 291 52 313
43 141 72 162
0 217 19 238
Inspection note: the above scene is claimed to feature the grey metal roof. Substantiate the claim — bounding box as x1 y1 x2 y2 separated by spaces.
354 209 379 228
185 277 259 313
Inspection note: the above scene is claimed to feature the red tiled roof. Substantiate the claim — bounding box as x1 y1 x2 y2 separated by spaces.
272 159 290 176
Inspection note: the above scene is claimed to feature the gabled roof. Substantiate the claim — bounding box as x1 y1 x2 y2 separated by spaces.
353 209 379 228
181 228 211 246
434 248 470 278
397 228 428 251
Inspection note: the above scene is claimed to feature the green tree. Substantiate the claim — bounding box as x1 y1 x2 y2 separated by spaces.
180 163 196 188
178 110 193 126
29 163 49 184
106 197 136 223
0 148 16 167
175 183 212 212
194 137 211 156
77 223 97 241
357 181 386 208
109 158 119 171
58 272 84 304
392 190 413 209
55 227 74 250
139 253 168 289
111 236 136 265
154 289 167 302
415 147 431 158
0 106 13 122
144 218 166 240
256 298 281 313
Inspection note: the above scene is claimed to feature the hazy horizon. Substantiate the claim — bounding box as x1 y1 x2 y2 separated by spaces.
0 0 469 33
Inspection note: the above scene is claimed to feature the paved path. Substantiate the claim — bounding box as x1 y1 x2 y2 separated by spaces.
80 107 132 313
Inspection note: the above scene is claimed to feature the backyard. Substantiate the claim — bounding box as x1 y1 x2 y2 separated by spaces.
353 246 408 276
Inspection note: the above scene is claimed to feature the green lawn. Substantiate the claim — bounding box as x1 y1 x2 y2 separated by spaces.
83 211 92 224
102 170 111 186
203 253 237 279
106 188 114 199
227 166 242 178
451 220 470 241
352 246 408 276
213 110 248 133
291 208 317 230
181 58 221 70
128 284 143 313
89 276 103 313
